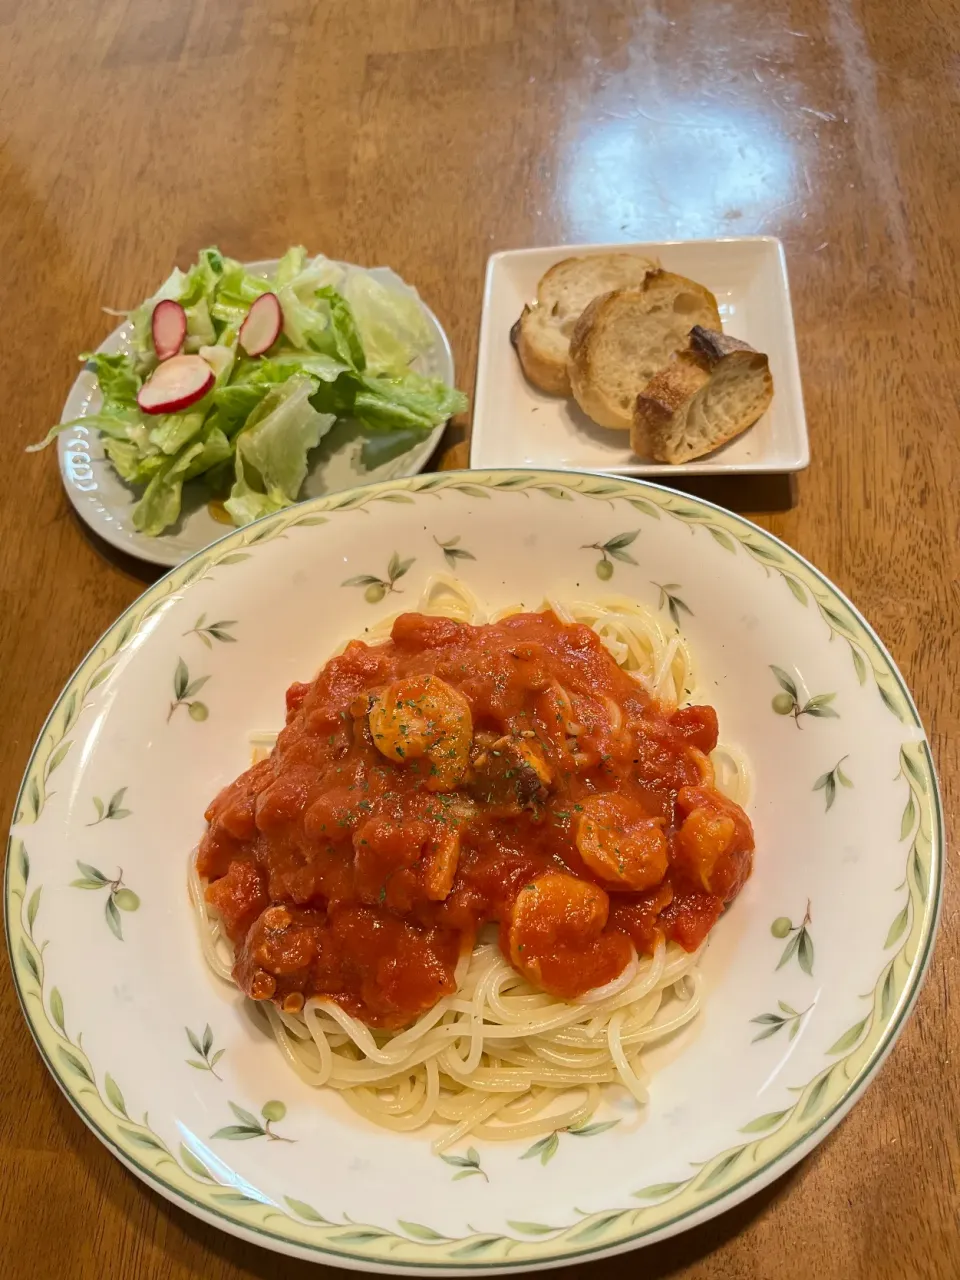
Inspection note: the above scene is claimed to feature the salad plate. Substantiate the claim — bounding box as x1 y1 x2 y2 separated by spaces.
51 255 458 568
6 470 941 1272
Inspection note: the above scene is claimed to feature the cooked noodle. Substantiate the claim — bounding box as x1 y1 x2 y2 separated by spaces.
192 579 750 1149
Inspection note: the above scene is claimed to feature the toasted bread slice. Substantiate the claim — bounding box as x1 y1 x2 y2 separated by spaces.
566 272 722 430
632 326 773 463
511 253 658 395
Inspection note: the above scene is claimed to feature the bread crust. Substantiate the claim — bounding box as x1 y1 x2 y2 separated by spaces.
632 327 773 462
512 254 657 396
566 274 723 431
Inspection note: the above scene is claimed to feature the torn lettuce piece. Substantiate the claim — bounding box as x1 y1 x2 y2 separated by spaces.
343 270 433 375
360 428 428 470
310 367 467 434
27 352 142 452
225 375 336 526
131 440 206 535
102 439 166 486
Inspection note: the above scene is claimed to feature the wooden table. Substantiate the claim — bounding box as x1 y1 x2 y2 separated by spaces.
1 1 957 1275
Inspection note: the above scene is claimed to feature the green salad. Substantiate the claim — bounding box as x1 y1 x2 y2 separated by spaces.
31 247 467 535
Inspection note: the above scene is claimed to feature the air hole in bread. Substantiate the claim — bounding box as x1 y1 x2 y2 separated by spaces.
673 293 702 315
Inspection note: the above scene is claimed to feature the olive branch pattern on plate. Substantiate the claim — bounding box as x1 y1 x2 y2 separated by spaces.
770 666 839 725
343 552 415 603
4 473 941 1270
434 536 476 571
185 1024 225 1079
582 531 639 580
69 861 140 940
169 658 210 722
813 757 853 811
212 1100 295 1144
652 583 693 630
87 788 131 825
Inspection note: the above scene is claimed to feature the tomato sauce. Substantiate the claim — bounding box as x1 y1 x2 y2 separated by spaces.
197 611 753 1029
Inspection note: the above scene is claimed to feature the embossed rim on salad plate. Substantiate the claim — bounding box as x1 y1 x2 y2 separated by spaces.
5 470 943 1273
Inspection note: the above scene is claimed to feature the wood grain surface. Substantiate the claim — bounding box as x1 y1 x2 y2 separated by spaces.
1 0 958 1275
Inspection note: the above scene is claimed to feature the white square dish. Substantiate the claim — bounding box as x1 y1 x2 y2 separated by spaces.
470 237 809 476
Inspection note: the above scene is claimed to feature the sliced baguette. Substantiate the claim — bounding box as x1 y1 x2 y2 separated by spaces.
566 272 722 430
632 326 773 463
511 253 658 395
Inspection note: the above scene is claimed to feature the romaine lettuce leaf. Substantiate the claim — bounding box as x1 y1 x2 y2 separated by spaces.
343 271 433 374
131 440 206 535
225 375 336 525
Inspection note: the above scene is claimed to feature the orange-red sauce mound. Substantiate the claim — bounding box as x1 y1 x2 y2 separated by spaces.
198 611 754 1029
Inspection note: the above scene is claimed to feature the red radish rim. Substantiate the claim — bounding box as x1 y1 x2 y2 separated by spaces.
137 354 214 416
239 291 282 357
152 299 187 362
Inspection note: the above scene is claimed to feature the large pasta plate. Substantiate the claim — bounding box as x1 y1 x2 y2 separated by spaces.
5 470 942 1272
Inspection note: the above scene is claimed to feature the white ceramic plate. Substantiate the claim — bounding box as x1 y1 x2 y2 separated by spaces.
55 260 455 567
470 239 809 476
6 471 940 1273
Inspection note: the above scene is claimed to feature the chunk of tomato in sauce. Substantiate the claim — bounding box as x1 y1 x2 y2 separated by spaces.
669 705 719 755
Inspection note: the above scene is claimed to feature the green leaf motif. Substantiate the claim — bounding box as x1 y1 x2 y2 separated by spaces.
567 1212 624 1244
540 485 572 501
776 931 801 971
76 861 108 884
885 903 909 949
784 575 808 605
398 1221 451 1242
699 1147 744 1190
881 967 897 1020
520 1131 559 1165
104 1073 128 1117
827 1017 868 1055
797 928 814 976
284 1197 332 1224
707 525 736 553
739 1109 791 1134
627 498 660 519
49 987 65 1034
217 553 252 566
180 1143 215 1181
851 644 868 684
633 1180 688 1200
105 894 124 941
900 793 916 842
58 1046 94 1085
801 1071 833 1120
770 665 799 700
26 886 42 931
900 747 927 791
229 1101 262 1129
19 941 40 986
117 1126 168 1152
46 740 72 777
507 1221 560 1235
174 657 189 701
912 847 928 897
211 1125 265 1141
569 1119 621 1137
18 842 29 885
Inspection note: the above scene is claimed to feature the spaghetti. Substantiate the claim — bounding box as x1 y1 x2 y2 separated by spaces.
192 580 752 1149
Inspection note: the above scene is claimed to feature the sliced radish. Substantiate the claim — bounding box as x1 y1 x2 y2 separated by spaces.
239 291 282 356
152 299 187 361
137 354 214 415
